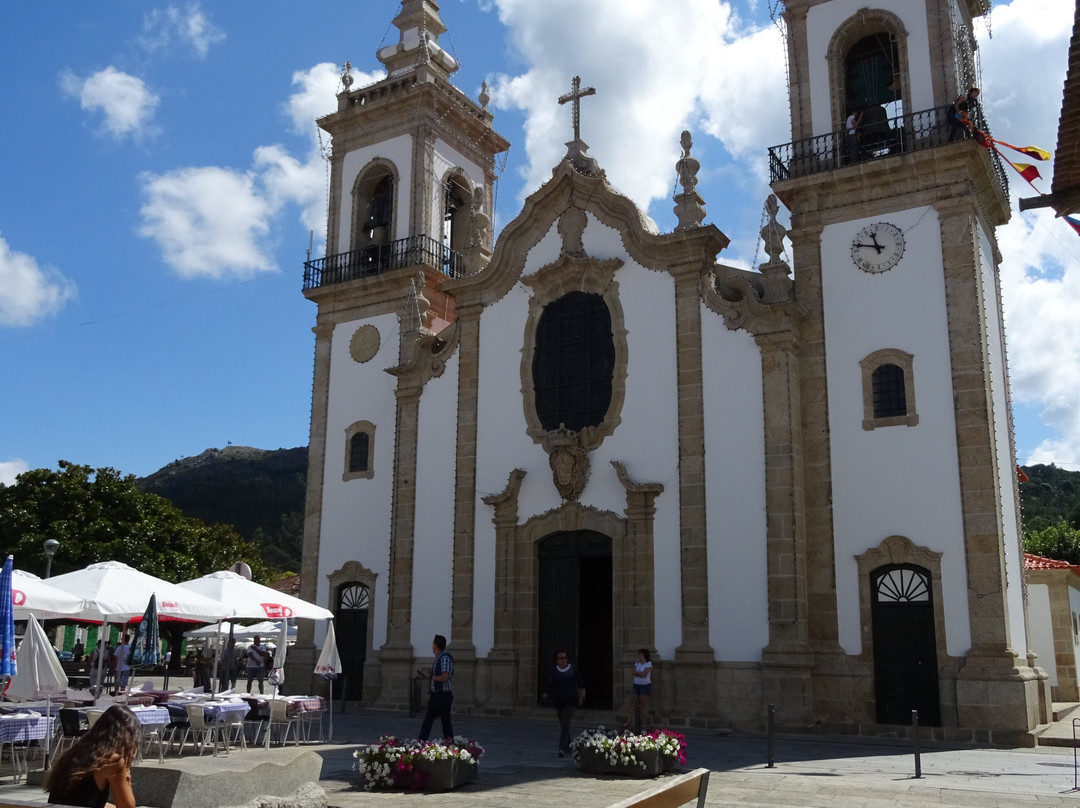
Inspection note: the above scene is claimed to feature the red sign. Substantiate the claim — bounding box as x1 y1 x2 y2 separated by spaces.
261 603 293 619
11 589 25 607
160 601 179 610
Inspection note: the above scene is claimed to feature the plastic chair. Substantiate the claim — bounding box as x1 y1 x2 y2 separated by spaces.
179 703 222 756
54 708 87 756
264 700 300 749
220 709 247 752
297 708 324 743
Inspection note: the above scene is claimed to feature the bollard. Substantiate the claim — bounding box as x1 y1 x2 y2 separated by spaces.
766 703 775 768
912 709 922 779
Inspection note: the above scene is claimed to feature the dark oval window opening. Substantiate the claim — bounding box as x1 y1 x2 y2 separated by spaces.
533 291 615 432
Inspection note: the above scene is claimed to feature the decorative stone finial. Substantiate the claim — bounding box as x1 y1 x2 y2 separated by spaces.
479 80 490 110
341 61 353 91
673 130 705 230
758 194 792 302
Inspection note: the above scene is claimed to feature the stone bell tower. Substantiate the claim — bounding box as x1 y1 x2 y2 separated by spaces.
768 0 1047 741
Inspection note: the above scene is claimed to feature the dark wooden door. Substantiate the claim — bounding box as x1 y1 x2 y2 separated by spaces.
537 531 613 709
335 583 369 702
872 565 941 726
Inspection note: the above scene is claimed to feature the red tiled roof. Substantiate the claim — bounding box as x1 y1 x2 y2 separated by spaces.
1025 552 1080 573
270 574 300 595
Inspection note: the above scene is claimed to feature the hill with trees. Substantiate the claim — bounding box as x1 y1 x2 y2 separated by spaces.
137 446 307 573
1020 464 1080 565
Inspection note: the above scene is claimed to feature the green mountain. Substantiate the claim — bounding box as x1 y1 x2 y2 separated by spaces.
137 446 307 572
1020 463 1080 536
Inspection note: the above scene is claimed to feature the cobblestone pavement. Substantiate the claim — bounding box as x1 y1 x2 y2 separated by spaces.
6 699 1080 807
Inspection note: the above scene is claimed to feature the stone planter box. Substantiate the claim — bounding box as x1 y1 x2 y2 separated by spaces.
578 746 672 778
413 757 478 790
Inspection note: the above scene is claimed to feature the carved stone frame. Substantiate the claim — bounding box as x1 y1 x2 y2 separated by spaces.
351 158 399 250
827 9 912 129
519 253 628 451
483 463 661 709
860 348 918 430
343 420 376 481
326 559 379 696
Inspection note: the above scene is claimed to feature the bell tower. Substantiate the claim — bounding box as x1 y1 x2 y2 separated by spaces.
771 0 1047 740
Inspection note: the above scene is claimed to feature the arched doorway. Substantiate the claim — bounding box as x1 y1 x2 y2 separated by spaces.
871 564 941 726
336 583 369 702
537 530 613 709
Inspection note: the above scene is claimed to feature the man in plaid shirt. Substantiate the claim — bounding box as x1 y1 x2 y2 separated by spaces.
418 634 454 740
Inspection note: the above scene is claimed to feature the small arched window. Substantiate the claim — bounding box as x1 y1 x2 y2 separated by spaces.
532 292 615 432
351 163 397 253
343 421 375 481
860 349 918 430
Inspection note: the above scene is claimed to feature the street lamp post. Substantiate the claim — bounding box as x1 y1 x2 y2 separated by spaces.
43 538 59 579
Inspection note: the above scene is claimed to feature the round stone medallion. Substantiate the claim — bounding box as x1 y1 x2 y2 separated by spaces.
349 325 380 363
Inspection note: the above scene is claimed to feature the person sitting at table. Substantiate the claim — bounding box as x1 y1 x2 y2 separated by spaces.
44 704 139 808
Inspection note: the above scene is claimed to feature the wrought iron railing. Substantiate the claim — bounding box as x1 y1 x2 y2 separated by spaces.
303 234 465 290
767 104 1008 197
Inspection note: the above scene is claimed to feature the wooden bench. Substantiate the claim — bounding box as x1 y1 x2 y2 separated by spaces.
605 768 710 808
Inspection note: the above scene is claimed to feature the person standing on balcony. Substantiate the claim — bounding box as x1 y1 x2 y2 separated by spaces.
844 107 864 165
949 87 980 141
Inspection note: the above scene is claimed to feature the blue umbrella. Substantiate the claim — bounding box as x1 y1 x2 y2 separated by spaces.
126 593 160 667
0 555 16 681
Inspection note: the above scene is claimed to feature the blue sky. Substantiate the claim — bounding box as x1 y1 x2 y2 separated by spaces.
1 0 1077 485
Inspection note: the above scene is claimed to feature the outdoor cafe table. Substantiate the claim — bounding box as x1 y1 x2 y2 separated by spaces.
242 695 326 743
0 713 54 783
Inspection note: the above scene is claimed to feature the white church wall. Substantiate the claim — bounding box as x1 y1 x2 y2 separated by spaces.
977 223 1028 656
805 1 935 137
701 306 769 661
316 312 400 651
473 278 541 657
1027 583 1055 686
338 135 414 252
822 208 972 657
411 350 461 651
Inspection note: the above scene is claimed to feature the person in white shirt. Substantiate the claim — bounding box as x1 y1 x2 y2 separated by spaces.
625 648 653 732
245 635 270 694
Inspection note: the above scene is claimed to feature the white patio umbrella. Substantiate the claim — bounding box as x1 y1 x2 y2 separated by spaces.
177 570 333 620
48 561 233 701
314 621 342 741
6 615 68 761
11 570 87 619
242 621 297 641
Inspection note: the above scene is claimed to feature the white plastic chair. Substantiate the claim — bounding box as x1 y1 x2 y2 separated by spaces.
263 700 300 749
220 709 247 752
179 703 222 756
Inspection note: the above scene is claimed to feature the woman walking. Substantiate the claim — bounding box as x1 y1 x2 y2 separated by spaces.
542 649 585 757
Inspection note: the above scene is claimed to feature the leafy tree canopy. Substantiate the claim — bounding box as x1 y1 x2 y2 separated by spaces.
1023 520 1080 566
0 461 270 583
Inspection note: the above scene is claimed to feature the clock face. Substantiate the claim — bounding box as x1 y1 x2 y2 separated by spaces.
850 222 905 273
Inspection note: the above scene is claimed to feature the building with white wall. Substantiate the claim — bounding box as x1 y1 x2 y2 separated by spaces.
292 0 1047 742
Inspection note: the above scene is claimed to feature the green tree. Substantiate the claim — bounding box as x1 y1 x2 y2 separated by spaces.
0 461 270 582
1023 520 1080 566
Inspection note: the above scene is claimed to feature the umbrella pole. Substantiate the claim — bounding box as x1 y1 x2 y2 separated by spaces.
93 620 109 705
210 620 221 693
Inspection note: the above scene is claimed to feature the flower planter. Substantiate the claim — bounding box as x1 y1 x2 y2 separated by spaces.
578 746 672 778
414 757 478 790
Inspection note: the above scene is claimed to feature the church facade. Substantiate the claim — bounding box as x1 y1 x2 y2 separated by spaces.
294 0 1049 742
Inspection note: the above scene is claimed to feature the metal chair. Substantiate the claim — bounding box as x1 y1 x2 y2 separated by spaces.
54 708 87 756
297 708 324 743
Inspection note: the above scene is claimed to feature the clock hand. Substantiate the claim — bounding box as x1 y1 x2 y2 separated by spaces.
869 233 884 252
855 242 884 252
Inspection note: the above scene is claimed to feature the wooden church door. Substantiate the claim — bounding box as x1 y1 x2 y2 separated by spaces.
537 530 613 709
335 583 369 702
871 565 941 726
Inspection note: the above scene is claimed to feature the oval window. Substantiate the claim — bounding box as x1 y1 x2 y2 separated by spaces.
532 291 615 432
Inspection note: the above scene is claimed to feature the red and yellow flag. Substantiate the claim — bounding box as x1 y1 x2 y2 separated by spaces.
993 139 1051 161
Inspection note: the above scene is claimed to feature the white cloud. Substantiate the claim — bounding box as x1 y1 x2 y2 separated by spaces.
60 67 160 139
138 3 225 58
0 233 77 327
138 63 350 277
980 0 1079 465
486 0 786 210
0 459 28 487
138 167 277 278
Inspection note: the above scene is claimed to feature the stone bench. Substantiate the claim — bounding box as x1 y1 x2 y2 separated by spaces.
131 746 323 808
605 768 710 808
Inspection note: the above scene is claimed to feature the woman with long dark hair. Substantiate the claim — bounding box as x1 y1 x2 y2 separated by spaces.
44 704 139 808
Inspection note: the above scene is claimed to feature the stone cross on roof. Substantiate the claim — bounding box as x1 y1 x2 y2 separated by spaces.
558 76 596 143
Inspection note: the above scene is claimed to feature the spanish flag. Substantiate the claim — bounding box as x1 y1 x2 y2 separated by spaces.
994 139 1051 161
1007 159 1042 184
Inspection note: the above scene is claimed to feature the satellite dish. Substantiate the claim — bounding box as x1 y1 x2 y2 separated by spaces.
229 561 253 581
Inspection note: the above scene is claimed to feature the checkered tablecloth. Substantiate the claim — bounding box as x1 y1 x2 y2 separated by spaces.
202 701 251 721
0 714 53 744
128 706 170 726
285 696 325 716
